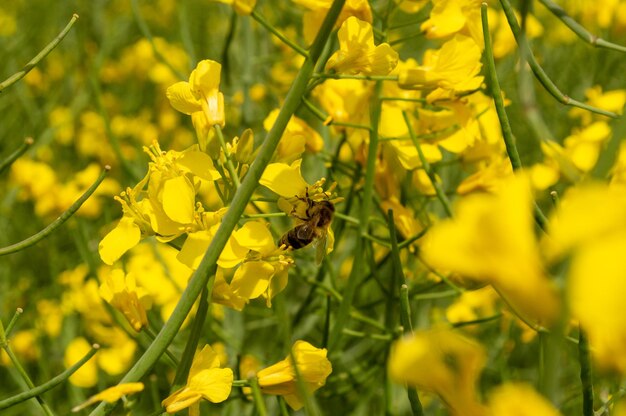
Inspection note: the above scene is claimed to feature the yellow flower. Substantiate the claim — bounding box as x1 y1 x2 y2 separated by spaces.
421 0 483 47
423 175 560 324
167 59 226 129
99 269 151 332
99 142 221 265
326 17 398 75
257 340 332 410
162 345 233 413
71 383 144 412
388 329 487 416
214 0 256 15
293 0 373 44
398 34 483 102
487 383 562 416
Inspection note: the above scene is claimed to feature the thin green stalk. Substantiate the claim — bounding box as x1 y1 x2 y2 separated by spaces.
0 167 110 256
312 73 398 81
278 397 290 416
452 314 502 328
0 345 99 411
89 2 346 414
538 0 626 53
498 0 618 118
0 14 79 93
0 138 34 175
5 308 23 337
578 329 594 416
402 111 453 217
328 79 383 351
251 10 308 57
214 124 241 188
172 286 209 389
302 96 372 130
389 31 424 46
143 327 179 367
249 377 268 416
2 346 56 415
481 4 549 231
130 0 186 80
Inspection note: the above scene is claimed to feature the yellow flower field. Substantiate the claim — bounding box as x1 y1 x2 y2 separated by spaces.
1 0 626 414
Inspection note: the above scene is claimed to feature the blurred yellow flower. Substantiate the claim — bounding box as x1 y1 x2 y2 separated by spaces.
423 175 560 324
257 340 332 410
389 329 487 416
487 383 561 416
214 0 256 15
162 344 233 413
65 337 98 388
71 382 144 412
326 17 398 75
99 269 152 332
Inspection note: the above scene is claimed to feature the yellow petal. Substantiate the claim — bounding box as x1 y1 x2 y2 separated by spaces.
162 176 196 224
190 60 222 97
178 150 221 181
178 230 213 270
99 216 141 265
230 261 274 299
191 367 234 403
233 221 275 254
166 81 202 114
260 161 309 198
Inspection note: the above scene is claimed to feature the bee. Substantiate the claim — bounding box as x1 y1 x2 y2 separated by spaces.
279 196 335 264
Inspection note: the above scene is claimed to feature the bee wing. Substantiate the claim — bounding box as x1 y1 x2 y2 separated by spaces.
296 224 316 240
314 232 328 265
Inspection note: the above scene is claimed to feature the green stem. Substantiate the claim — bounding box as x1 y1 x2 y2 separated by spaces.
249 378 268 416
399 285 413 333
2 346 56 415
402 111 453 217
538 0 626 53
480 4 549 231
171 286 209 389
0 345 99 411
88 2 346 414
0 138 34 175
578 329 594 416
5 308 24 337
251 10 308 57
328 79 382 351
143 326 179 367
389 31 424 46
214 124 241 188
498 0 618 118
0 14 79 93
0 167 110 256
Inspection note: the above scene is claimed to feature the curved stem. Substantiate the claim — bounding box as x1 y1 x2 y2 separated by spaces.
0 137 34 175
498 0 618 118
88 2 347 414
0 167 110 256
0 14 79 93
214 124 241 188
0 345 99 411
538 0 626 53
